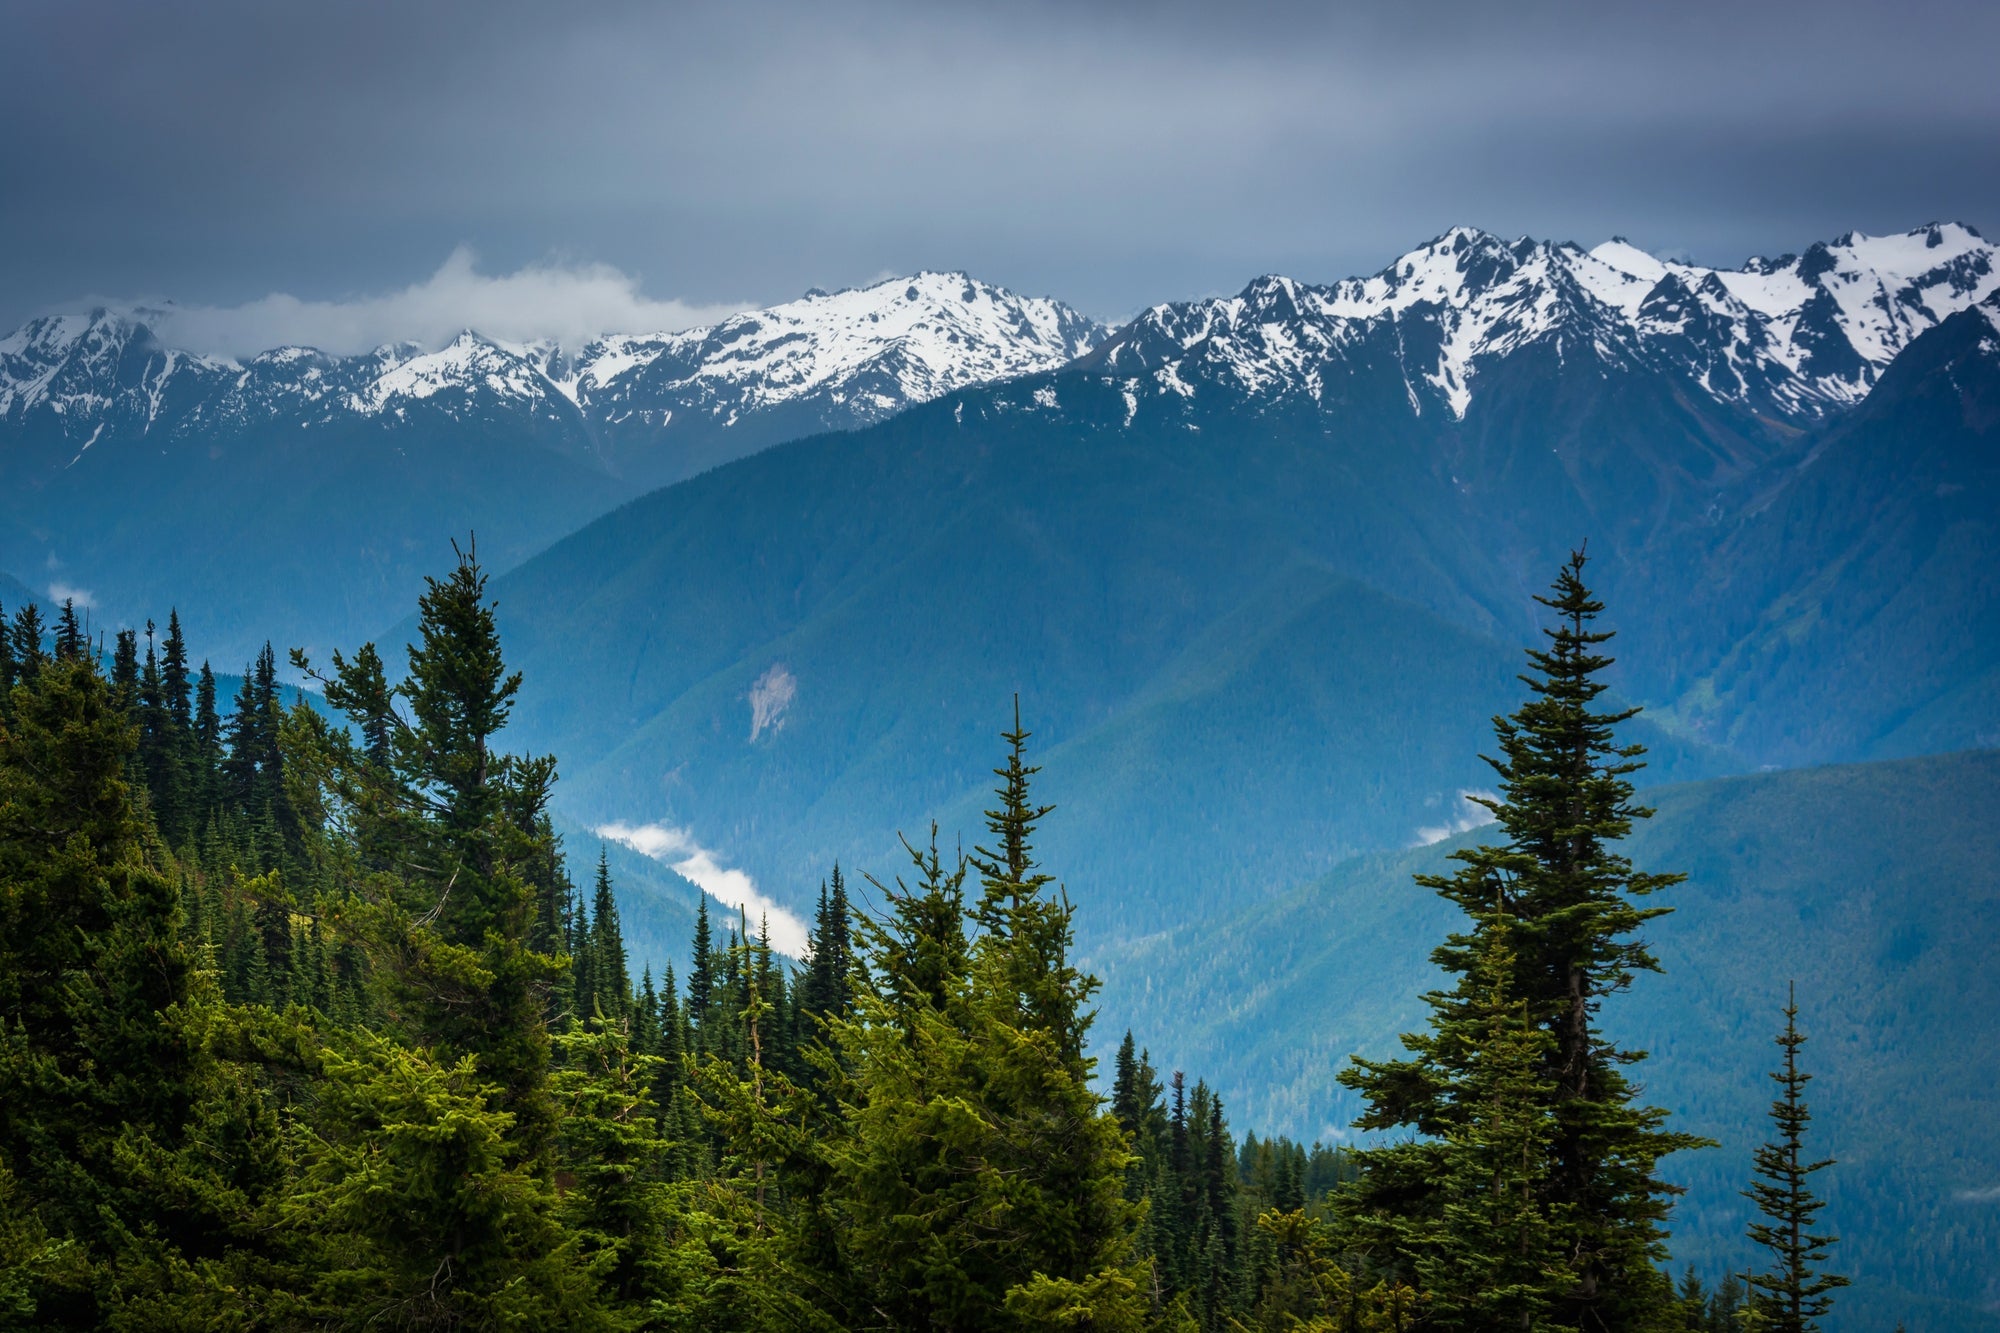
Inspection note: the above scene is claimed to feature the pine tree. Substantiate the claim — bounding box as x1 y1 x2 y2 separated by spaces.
589 849 631 1025
110 628 139 706
9 603 46 684
193 661 222 813
821 716 1142 1331
0 599 14 717
1338 549 1706 1327
0 654 240 1326
160 611 192 734
51 599 83 662
283 1035 611 1329
294 540 565 1158
688 893 715 1047
797 866 856 1035
1411 910 1577 1331
1742 983 1847 1333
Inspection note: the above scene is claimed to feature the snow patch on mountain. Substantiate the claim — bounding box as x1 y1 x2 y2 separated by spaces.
0 274 1107 459
1092 222 1998 423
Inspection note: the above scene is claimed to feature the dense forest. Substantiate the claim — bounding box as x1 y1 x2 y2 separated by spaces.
0 550 1862 1330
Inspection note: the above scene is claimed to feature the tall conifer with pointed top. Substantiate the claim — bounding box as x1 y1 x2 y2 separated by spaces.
9 604 46 684
589 849 630 1024
1742 983 1847 1333
51 599 83 662
294 539 564 1158
1339 549 1705 1327
687 893 715 1046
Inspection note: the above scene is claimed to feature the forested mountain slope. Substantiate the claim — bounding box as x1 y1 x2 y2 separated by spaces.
1095 748 2000 1332
485 234 2000 946
0 275 1101 661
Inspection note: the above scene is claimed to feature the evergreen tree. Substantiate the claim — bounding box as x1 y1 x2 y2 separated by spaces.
9 604 46 684
282 1034 611 1329
0 601 13 718
160 610 192 737
797 866 855 1035
688 893 715 1047
1742 984 1847 1333
819 717 1142 1331
1410 909 1577 1330
588 849 631 1025
192 661 222 814
551 1023 673 1306
0 655 245 1326
294 540 565 1158
110 628 139 707
51 599 83 662
1338 550 1706 1327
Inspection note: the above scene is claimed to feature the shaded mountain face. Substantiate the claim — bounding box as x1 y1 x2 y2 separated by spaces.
0 273 1104 661
1095 749 2000 1333
469 225 2000 959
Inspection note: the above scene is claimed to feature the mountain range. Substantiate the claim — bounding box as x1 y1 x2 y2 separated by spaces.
0 272 1102 659
455 222 2000 925
5 220 1996 1325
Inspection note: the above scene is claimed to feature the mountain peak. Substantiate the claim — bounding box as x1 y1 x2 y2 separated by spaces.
1090 221 2000 424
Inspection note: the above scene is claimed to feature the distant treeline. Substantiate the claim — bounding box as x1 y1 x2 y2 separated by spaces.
0 550 1851 1330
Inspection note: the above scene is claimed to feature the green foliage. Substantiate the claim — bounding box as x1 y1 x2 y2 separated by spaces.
1740 985 1848 1332
279 1032 612 1331
0 542 1907 1331
1337 551 1707 1328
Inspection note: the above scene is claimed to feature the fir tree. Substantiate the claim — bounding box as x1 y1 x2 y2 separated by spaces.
51 599 83 662
161 610 192 736
589 849 631 1025
1742 983 1848 1333
193 661 222 811
688 893 715 1046
0 655 238 1326
110 628 139 707
9 603 46 684
0 599 14 715
294 540 565 1158
1338 549 1706 1327
1411 909 1577 1331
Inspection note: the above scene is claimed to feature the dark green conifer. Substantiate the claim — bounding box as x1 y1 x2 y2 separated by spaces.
51 599 83 662
9 604 46 683
687 893 715 1045
192 661 221 809
1742 984 1847 1333
589 849 631 1024
1338 549 1705 1326
110 628 139 706
161 610 192 736
294 540 565 1158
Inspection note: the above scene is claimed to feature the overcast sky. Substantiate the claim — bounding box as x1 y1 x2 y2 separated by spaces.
4 0 1996 348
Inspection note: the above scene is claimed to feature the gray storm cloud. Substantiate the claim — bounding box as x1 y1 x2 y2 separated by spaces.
2 0 1995 329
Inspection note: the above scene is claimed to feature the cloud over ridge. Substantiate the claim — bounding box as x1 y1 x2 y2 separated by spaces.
126 247 746 358
597 820 810 958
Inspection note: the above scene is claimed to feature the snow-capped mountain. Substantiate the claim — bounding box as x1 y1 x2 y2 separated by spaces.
1087 222 1998 424
0 271 1106 488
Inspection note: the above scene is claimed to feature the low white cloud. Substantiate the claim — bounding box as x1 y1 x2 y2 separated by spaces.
748 663 797 742
132 248 747 358
46 581 94 608
597 820 810 958
1413 789 1499 847
1955 1183 2000 1204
